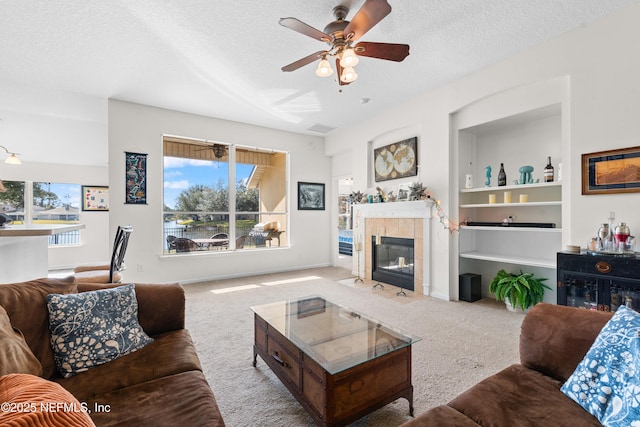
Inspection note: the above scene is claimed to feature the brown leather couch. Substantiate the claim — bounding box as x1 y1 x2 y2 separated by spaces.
400 303 612 427
0 277 225 427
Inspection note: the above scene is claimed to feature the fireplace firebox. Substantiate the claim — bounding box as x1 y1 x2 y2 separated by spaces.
372 236 415 291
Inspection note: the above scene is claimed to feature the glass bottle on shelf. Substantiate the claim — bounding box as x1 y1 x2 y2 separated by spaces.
610 285 620 312
625 293 633 310
498 163 506 186
604 212 616 251
544 156 554 182
567 280 577 307
583 282 592 309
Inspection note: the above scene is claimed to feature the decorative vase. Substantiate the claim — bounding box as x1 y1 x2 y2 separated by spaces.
465 174 473 189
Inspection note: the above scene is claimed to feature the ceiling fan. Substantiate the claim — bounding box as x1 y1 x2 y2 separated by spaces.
196 144 227 159
280 0 410 86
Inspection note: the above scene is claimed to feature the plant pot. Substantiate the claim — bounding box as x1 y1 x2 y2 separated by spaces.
505 297 530 313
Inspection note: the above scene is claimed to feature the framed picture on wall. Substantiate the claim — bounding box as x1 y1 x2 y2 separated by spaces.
374 137 418 182
298 182 325 210
582 146 640 195
82 186 109 211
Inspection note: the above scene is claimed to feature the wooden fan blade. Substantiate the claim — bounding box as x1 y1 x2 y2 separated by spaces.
279 17 331 42
355 42 410 62
343 0 391 41
281 51 326 72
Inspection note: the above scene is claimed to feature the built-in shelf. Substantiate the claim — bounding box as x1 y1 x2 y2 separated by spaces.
459 251 556 269
453 82 566 304
460 225 562 232
460 181 561 193
460 201 561 208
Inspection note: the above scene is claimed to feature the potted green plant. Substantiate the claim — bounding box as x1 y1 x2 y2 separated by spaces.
489 269 551 312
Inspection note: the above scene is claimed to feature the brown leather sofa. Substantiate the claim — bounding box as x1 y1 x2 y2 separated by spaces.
400 303 612 427
0 277 225 427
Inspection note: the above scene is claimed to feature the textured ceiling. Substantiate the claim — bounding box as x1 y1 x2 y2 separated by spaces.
0 0 639 162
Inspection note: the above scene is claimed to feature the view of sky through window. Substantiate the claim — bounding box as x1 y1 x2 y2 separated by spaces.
39 183 81 209
163 156 255 209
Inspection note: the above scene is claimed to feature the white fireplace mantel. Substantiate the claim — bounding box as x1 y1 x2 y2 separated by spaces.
352 200 433 295
352 200 433 219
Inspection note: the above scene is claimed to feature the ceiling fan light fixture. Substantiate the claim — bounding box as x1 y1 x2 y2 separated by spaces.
315 58 334 77
212 144 227 159
340 67 358 83
340 47 359 67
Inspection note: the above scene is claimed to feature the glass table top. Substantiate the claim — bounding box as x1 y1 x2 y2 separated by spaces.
251 295 421 374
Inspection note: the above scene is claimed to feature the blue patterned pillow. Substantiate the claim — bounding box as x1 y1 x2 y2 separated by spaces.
561 305 640 427
46 284 153 378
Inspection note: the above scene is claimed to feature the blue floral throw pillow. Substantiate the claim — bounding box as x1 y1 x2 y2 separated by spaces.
561 305 640 427
47 284 153 378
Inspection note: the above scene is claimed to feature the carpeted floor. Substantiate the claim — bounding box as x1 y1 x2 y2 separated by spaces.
183 267 525 427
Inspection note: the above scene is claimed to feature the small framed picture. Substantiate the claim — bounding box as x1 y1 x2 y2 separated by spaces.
397 183 410 200
298 182 325 210
82 186 109 211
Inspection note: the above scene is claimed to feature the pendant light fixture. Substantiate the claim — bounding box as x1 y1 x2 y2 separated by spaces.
0 145 21 165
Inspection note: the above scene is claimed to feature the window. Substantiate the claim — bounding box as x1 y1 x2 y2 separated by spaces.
0 181 81 245
162 136 287 254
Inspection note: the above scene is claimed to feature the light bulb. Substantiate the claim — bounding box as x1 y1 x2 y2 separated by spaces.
315 59 333 77
340 67 358 83
4 154 21 165
340 48 359 67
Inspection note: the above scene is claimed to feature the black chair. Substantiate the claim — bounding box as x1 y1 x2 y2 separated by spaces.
174 237 199 252
235 235 247 249
74 225 133 283
208 233 229 249
166 235 178 251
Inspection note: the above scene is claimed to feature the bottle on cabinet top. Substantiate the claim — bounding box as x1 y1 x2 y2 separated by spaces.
498 163 506 186
544 157 554 182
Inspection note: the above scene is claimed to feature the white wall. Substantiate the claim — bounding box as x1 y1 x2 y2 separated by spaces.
108 100 331 283
0 161 109 269
326 3 640 299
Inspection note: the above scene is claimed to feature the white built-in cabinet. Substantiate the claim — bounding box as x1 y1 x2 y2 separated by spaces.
452 84 567 302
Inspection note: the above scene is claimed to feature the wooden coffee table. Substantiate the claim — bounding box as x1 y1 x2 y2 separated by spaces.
251 296 420 426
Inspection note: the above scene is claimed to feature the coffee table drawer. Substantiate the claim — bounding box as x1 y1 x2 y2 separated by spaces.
333 349 410 418
267 334 301 388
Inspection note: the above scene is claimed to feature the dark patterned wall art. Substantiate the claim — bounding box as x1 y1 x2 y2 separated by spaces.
125 152 147 204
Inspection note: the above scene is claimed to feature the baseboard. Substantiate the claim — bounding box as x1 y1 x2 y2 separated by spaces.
430 291 450 301
173 262 333 285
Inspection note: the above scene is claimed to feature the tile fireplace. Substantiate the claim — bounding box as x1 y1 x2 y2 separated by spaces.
352 200 432 295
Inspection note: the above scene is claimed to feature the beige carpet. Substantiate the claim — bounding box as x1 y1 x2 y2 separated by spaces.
183 267 525 427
